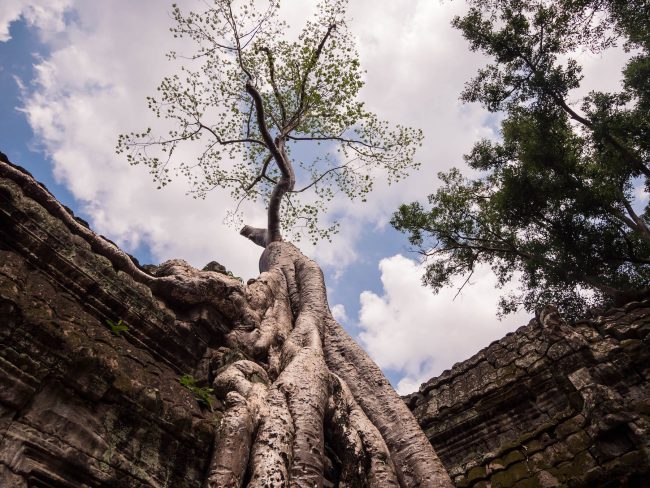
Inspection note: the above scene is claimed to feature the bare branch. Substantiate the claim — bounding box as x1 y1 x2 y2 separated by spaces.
453 267 475 300
198 122 265 147
285 23 337 132
286 134 384 150
291 163 353 194
245 154 274 191
245 82 288 173
226 1 253 80
260 46 287 125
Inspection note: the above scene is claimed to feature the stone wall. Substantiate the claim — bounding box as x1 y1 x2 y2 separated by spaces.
3 152 650 487
406 306 650 487
0 159 235 486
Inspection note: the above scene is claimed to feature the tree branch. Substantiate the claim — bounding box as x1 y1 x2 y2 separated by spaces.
198 122 265 146
260 46 287 126
244 81 295 244
516 50 650 179
226 1 254 80
285 23 337 133
621 197 650 241
245 81 287 175
286 134 384 150
291 163 352 193
245 154 274 192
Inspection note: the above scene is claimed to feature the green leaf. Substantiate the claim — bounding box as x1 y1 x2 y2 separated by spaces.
178 375 216 412
106 319 129 336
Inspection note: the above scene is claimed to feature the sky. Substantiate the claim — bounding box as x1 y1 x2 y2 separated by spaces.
0 0 629 394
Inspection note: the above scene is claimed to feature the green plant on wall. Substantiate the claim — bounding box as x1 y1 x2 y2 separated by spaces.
225 270 243 282
106 318 129 336
179 374 215 412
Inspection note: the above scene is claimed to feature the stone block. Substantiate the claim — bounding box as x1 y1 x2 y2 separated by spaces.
555 415 586 439
555 451 596 481
491 461 530 487
503 450 526 466
565 430 591 455
534 470 561 487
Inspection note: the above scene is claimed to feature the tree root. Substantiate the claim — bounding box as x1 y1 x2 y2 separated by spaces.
136 240 451 487
202 241 452 487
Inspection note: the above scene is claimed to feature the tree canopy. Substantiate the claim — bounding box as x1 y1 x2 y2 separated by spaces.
392 0 650 316
117 0 421 245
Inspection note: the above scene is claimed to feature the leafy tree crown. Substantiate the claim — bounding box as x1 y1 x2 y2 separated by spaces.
117 0 422 244
393 0 650 316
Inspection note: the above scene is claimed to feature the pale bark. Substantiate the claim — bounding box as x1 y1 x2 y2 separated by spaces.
221 239 453 487
148 236 452 486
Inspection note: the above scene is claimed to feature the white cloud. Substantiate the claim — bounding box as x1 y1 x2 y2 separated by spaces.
14 1 632 273
300 0 494 270
10 1 632 392
0 0 71 42
357 255 530 395
330 304 348 323
18 1 264 278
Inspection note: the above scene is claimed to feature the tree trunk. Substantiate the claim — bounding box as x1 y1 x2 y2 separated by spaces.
219 242 451 487
149 240 452 487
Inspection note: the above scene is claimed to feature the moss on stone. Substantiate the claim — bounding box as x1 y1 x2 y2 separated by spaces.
565 430 590 455
555 451 596 480
492 461 530 487
512 477 541 488
466 465 487 483
503 450 526 465
555 415 585 439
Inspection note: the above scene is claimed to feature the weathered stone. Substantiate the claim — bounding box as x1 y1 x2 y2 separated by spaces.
555 415 585 439
503 450 525 466
512 478 540 488
491 461 529 487
201 260 228 274
407 293 650 486
564 430 590 455
465 465 487 483
535 470 560 488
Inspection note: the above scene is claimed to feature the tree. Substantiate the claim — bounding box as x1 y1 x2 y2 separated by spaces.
392 0 650 316
117 0 450 486
118 0 421 244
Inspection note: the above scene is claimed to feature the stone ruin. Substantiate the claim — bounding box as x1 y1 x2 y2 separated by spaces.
406 306 650 486
1 154 649 487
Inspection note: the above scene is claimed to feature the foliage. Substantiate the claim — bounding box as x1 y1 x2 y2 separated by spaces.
106 318 129 336
393 0 650 316
179 374 215 411
117 0 422 243
225 270 243 282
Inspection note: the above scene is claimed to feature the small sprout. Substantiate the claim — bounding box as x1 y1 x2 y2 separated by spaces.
226 270 243 282
106 318 129 336
179 374 215 411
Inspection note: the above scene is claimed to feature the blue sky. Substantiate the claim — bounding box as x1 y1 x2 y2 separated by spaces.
0 1 627 393
0 20 72 203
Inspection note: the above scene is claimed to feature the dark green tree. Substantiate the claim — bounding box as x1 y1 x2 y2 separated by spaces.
393 0 650 316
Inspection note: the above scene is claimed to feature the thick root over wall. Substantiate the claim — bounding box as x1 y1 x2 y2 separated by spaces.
149 242 452 487
0 155 452 488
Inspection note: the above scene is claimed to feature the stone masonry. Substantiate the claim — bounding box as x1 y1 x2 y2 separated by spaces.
0 157 233 485
406 306 650 487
